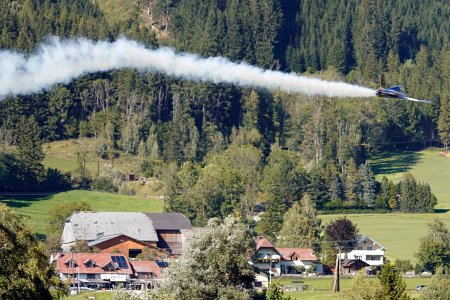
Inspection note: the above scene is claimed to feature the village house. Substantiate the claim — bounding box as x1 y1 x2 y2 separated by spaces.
253 238 282 277
144 213 192 255
277 248 323 274
340 236 386 267
61 212 192 257
252 237 322 282
129 260 163 289
341 259 370 275
54 252 163 290
61 212 159 256
54 252 134 289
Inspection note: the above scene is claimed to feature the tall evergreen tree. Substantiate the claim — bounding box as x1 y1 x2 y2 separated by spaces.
278 193 322 253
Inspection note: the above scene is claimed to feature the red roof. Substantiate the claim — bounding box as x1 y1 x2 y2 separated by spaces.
256 238 275 250
276 248 317 261
129 261 162 277
55 253 133 275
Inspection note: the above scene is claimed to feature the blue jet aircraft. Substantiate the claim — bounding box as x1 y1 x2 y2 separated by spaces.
376 75 432 104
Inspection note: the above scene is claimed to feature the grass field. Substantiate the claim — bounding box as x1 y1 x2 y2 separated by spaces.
43 138 145 177
65 277 431 300
95 0 147 25
0 190 163 236
42 138 164 197
321 149 450 262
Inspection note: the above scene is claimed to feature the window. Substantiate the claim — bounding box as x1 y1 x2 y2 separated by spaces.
367 246 373 251
87 274 95 279
254 282 262 287
85 261 95 268
357 246 362 250
355 256 362 260
271 263 276 268
369 256 377 261
128 249 142 258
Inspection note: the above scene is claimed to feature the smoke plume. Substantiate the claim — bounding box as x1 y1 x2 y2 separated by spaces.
0 37 375 98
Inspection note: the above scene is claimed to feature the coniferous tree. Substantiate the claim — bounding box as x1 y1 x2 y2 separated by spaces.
400 173 417 212
278 193 322 253
377 263 410 300
358 161 377 207
15 116 45 180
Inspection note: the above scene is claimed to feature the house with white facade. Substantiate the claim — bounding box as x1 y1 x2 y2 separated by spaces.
341 236 386 267
277 248 323 274
253 238 282 277
54 252 133 289
252 237 322 279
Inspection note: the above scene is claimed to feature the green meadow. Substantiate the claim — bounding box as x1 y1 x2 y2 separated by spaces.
321 149 450 262
0 190 163 236
65 277 431 300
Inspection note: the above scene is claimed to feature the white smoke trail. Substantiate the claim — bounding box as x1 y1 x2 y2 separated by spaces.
0 37 375 98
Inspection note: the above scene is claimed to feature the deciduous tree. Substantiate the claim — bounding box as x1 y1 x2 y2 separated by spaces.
415 218 450 272
157 217 254 299
0 204 66 299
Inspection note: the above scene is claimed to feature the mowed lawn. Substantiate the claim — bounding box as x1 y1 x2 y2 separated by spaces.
0 190 163 236
278 277 430 299
65 277 431 300
321 149 450 262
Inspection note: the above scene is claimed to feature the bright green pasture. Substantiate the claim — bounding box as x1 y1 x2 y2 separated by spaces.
0 190 163 236
320 212 450 262
64 277 431 300
320 149 450 262
65 291 113 300
279 277 431 299
369 149 450 209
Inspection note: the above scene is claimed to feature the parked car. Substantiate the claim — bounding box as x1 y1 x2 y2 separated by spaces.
416 285 426 291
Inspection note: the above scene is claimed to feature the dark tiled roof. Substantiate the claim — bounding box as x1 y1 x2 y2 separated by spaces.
145 213 192 230
342 259 370 268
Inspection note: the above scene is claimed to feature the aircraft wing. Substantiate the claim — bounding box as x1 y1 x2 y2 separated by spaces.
406 97 433 104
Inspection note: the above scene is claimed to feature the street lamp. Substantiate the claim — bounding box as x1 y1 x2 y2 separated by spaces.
268 254 272 286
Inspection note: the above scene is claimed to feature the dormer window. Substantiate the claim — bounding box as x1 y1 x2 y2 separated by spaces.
102 262 118 272
84 260 96 268
64 259 77 268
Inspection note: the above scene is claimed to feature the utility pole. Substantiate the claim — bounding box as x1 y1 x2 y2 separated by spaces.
332 249 341 292
71 252 74 291
77 251 80 294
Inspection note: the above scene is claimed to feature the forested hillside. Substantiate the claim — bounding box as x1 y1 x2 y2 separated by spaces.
0 0 449 230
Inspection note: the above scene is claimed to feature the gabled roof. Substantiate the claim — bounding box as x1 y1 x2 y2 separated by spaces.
256 238 275 250
342 259 370 268
144 213 192 230
276 248 317 261
357 236 386 250
55 253 133 275
62 212 158 244
87 234 150 248
130 261 162 277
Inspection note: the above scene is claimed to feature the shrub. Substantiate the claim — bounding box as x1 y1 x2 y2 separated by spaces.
92 177 118 193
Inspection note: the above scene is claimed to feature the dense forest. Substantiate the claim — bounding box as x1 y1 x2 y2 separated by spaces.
0 1 448 228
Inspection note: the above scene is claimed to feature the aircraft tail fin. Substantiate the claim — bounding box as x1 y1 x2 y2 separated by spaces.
380 74 386 89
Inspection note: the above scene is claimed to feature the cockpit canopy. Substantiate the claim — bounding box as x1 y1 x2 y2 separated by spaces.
388 86 406 93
